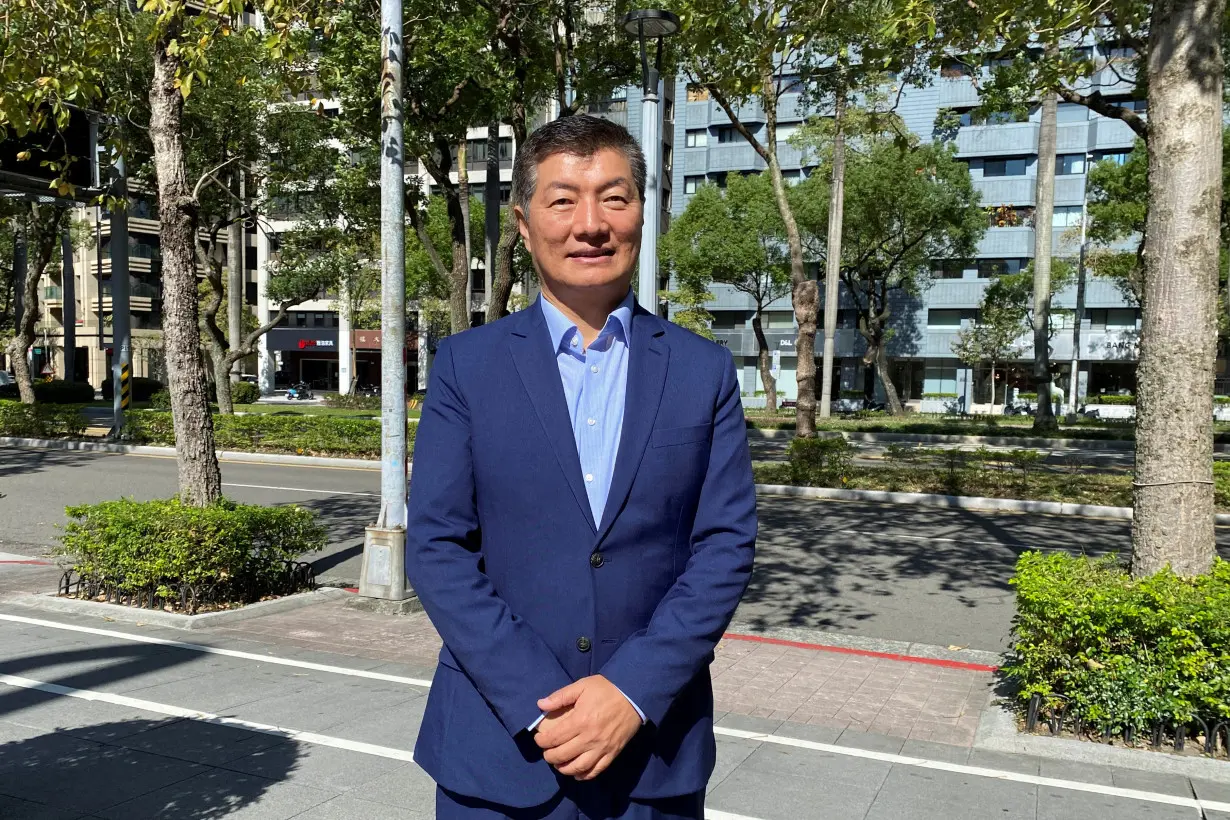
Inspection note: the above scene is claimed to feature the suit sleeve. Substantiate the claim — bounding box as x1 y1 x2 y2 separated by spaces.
405 337 574 735
598 348 757 726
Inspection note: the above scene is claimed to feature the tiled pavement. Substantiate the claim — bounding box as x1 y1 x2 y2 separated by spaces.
211 596 995 748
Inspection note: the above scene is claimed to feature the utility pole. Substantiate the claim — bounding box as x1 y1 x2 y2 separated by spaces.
61 228 76 382
819 81 846 418
1067 156 1090 416
360 0 412 604
228 172 244 382
109 153 132 437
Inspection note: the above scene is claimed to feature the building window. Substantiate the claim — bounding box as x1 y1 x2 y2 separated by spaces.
711 172 728 189
295 313 307 328
1057 103 1089 123
779 74 804 94
662 188 672 211
924 363 959 395
983 157 1028 177
684 175 704 194
500 182 512 204
1095 150 1132 165
1105 95 1148 113
766 310 794 329
987 205 1035 227
663 99 674 123
663 144 673 174
781 169 801 186
928 309 963 328
958 108 1027 126
977 258 1026 278
685 129 708 147
710 311 749 329
1057 153 1087 175
940 59 974 78
1053 205 1084 227
776 122 801 143
716 125 742 144
686 83 710 102
931 259 967 279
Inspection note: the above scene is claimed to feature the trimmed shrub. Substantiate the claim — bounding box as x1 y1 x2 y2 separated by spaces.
321 392 381 411
788 437 853 486
149 389 172 410
1016 392 1038 402
0 400 88 437
231 381 261 405
921 392 959 400
1091 394 1136 405
1004 552 1230 736
0 380 96 404
102 376 163 403
122 410 407 459
56 497 325 612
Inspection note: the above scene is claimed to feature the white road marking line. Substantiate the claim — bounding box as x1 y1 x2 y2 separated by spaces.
704 811 763 820
221 482 380 497
6 613 1225 814
836 529 1015 547
0 613 433 688
713 727 1229 814
0 673 416 762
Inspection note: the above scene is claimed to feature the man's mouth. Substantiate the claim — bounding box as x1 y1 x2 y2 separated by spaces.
567 248 616 259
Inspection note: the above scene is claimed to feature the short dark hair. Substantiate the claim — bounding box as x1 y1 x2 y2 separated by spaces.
511 115 647 217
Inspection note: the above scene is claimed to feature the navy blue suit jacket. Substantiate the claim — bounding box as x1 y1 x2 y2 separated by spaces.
405 300 757 807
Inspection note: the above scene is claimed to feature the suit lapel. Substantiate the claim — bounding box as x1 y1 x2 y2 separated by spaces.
509 304 597 532
596 307 669 543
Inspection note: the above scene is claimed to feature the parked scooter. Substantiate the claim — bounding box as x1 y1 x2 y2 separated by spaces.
286 382 314 401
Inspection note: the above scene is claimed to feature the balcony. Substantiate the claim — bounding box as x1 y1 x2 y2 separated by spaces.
1091 118 1139 151
708 143 767 173
956 122 1038 157
681 148 708 173
43 285 63 305
978 226 1035 256
973 177 1035 207
1054 175 1086 205
98 280 157 313
1055 122 1091 153
712 99 764 124
938 77 981 108
684 101 710 127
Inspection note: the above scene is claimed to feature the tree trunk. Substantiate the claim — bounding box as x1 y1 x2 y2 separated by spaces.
1132 0 1223 578
7 215 36 403
486 208 520 323
212 340 233 415
484 120 500 303
990 360 998 412
819 70 847 420
458 140 473 326
751 308 777 412
873 339 903 415
149 24 222 506
445 190 470 335
1032 88 1058 434
761 76 817 436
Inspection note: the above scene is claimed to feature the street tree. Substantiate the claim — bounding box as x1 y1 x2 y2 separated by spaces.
793 139 985 414
3 203 67 402
951 287 1027 411
661 175 791 409
898 0 1225 578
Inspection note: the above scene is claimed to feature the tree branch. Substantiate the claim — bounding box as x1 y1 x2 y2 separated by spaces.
699 77 772 163
1054 86 1147 139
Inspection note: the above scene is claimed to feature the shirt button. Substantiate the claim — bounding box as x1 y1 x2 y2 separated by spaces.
570 337 579 347
584 473 594 482
590 365 599 374
590 552 604 569
587 418 596 426
576 636 592 653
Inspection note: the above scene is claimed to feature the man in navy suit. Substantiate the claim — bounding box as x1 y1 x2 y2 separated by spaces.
405 114 757 820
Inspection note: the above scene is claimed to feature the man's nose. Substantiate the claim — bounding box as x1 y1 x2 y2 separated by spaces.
572 197 608 240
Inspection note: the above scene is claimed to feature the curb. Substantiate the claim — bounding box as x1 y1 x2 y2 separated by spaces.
724 619 1005 668
755 482 1230 524
3 587 349 630
0 437 382 470
747 426 1230 453
974 700 1230 783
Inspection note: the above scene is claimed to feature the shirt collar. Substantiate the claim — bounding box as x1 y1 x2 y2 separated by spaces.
539 291 634 353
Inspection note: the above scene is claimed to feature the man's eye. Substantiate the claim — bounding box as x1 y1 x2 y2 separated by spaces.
605 196 628 205
551 198 573 207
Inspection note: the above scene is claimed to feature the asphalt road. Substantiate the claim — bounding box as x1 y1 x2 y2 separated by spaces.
3 446 1229 652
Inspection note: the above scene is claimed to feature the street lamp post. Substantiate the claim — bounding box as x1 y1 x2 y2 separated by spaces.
621 9 679 317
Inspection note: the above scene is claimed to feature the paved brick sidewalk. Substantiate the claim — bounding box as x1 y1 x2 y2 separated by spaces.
209 596 996 749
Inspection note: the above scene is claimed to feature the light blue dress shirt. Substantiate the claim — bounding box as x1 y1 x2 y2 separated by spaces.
530 291 646 729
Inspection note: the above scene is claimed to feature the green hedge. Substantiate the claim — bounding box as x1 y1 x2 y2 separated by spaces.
789 437 853 486
0 401 88 437
1004 552 1230 735
149 389 172 410
231 381 261 405
1016 392 1038 401
0 380 95 403
1091 394 1136 405
122 410 404 458
322 392 381 411
56 497 324 611
921 392 959 400
102 376 163 403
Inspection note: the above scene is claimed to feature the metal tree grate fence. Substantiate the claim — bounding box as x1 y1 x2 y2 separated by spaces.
1026 693 1230 759
59 560 316 616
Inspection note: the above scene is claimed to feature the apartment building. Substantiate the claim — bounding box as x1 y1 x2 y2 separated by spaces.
668 52 1144 410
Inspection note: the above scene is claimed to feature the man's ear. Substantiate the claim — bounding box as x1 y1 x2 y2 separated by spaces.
514 205 531 250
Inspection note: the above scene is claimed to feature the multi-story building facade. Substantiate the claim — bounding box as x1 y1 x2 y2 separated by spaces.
667 54 1143 410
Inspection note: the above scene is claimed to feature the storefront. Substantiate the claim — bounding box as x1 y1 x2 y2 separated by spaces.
350 329 418 393
267 327 340 391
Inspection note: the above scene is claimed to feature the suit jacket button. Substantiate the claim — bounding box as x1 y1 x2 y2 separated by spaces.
589 552 604 568
576 636 592 653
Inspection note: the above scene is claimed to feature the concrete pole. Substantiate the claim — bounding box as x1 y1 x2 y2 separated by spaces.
638 78 661 315
228 173 244 382
109 154 132 436
61 228 76 382
361 0 411 603
338 283 353 394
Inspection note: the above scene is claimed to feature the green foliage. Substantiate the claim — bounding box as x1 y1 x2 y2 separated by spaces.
321 392 381 411
231 381 260 405
0 379 94 404
149 389 172 410
102 376 163 403
122 410 410 459
1091 394 1136 405
788 437 854 486
1214 462 1230 509
56 497 325 610
1004 552 1230 734
0 400 87 437
921 392 959 399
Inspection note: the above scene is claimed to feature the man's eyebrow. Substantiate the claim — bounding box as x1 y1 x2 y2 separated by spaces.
541 178 632 194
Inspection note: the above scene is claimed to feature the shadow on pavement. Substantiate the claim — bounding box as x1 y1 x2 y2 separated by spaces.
0 448 117 482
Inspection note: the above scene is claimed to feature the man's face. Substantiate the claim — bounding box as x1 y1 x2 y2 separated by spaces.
516 148 643 296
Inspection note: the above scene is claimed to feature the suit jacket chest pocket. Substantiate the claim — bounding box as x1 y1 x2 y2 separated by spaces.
651 423 712 448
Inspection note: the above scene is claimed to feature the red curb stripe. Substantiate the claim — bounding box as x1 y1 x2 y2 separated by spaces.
343 587 358 593
0 560 51 566
722 632 999 672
